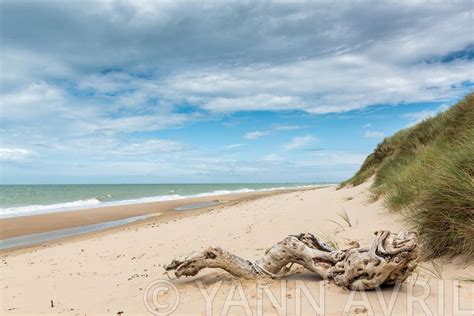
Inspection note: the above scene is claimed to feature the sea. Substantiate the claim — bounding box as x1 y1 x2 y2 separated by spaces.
0 183 332 218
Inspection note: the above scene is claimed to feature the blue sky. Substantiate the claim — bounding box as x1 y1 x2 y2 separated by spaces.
0 1 472 184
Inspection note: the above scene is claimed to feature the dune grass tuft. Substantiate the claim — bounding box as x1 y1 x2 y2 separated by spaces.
338 208 352 227
342 93 474 260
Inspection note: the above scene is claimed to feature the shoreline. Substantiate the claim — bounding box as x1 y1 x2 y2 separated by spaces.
0 184 327 219
1 182 472 314
0 186 327 252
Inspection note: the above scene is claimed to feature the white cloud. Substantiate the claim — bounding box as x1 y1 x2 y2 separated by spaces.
202 94 304 112
244 131 270 140
75 138 187 158
224 144 243 149
98 112 199 133
284 135 315 150
402 104 449 126
272 124 307 131
0 148 33 161
1 2 471 132
0 1 472 183
262 153 283 161
118 139 185 155
163 54 472 115
2 1 471 122
0 82 64 120
364 130 385 139
302 151 367 166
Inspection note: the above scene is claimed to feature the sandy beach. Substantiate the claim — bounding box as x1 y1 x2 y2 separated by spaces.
1 182 472 315
2 1 473 315
0 188 300 241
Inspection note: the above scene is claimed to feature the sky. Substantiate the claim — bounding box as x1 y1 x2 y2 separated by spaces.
0 0 473 184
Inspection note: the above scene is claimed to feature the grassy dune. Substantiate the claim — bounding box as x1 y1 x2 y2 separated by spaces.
342 93 474 259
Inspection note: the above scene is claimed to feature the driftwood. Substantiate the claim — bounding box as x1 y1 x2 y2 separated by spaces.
165 230 419 290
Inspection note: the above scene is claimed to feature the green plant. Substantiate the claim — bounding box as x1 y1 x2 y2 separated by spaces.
341 93 474 260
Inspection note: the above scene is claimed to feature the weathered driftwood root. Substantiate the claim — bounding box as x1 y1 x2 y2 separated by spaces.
164 230 419 290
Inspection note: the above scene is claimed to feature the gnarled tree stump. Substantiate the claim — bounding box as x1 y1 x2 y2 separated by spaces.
165 230 419 290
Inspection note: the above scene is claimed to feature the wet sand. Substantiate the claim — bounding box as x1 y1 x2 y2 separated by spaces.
0 187 308 242
1 183 473 315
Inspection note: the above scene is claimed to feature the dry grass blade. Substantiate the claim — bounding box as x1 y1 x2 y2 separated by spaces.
326 219 345 230
338 208 352 227
430 260 443 279
416 260 443 279
317 232 339 250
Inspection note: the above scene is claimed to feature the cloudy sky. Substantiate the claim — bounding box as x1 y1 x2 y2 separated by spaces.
0 0 472 184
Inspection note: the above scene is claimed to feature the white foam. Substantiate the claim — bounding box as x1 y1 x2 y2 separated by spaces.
0 184 332 218
0 198 101 218
192 189 254 197
0 195 186 218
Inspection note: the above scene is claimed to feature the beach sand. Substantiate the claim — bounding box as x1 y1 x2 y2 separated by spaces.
1 182 473 315
0 189 300 240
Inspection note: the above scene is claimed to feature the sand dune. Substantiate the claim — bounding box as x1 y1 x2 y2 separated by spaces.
1 182 473 315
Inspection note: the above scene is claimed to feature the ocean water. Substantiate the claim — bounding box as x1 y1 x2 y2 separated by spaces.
0 183 330 218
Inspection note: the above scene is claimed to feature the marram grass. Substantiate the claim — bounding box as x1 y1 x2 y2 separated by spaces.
342 93 474 260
